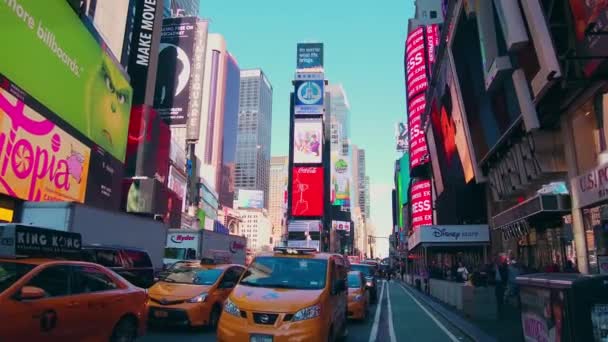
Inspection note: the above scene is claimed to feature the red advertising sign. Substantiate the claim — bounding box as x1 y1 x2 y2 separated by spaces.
408 93 429 169
426 25 440 72
291 166 324 217
406 27 428 100
411 179 433 231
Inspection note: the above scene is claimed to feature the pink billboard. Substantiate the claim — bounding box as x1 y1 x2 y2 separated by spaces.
411 179 433 231
406 27 428 100
408 93 428 169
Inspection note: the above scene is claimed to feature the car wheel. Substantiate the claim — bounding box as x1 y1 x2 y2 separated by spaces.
110 317 137 342
209 305 222 329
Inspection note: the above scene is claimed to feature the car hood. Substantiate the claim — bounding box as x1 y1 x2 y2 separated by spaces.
149 282 211 301
230 285 323 313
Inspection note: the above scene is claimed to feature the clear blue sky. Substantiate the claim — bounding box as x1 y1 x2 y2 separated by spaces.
201 0 415 257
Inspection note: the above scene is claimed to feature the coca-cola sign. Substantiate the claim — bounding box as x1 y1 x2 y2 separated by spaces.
291 166 324 217
170 234 196 243
297 167 319 174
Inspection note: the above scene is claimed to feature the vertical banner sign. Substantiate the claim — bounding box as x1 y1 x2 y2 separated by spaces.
154 17 198 125
405 27 428 99
426 25 440 73
411 179 433 231
291 167 324 217
125 0 163 106
396 122 408 152
186 20 208 141
408 94 428 169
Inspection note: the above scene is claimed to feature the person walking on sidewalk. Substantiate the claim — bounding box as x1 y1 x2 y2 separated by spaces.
494 255 509 317
400 260 405 281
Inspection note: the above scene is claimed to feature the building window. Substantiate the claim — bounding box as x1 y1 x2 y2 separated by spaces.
430 10 437 19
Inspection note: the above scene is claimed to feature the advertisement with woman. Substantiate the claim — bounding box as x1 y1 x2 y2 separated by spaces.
520 287 565 342
293 119 323 164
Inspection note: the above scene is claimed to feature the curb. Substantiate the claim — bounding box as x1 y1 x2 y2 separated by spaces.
397 281 497 342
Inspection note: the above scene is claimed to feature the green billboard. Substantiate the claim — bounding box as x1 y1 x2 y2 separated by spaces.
0 0 133 160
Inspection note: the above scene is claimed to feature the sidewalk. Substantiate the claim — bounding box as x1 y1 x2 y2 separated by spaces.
398 280 523 342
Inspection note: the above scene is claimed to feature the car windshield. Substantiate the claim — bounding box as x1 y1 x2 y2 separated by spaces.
351 264 374 277
240 256 327 290
161 266 223 285
0 261 35 293
348 273 362 288
164 248 187 260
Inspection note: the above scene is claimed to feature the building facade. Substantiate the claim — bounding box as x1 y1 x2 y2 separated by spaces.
235 69 273 208
238 208 272 252
269 156 288 244
163 0 199 18
219 53 241 208
195 34 228 192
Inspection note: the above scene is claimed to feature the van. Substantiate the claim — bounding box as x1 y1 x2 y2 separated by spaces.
81 245 155 288
217 247 348 341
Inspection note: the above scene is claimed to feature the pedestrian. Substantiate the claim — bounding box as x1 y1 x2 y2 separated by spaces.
507 257 521 307
456 261 469 283
564 260 578 273
400 260 406 281
494 254 509 317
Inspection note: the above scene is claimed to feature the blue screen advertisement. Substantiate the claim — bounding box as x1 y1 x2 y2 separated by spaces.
294 80 324 115
297 43 324 69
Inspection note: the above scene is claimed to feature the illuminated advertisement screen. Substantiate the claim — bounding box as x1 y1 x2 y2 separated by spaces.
291 166 324 217
405 26 428 100
293 119 323 164
408 93 428 169
235 189 264 209
426 25 440 72
411 179 433 231
568 0 608 76
331 152 350 206
294 79 324 115
332 220 351 231
288 220 322 232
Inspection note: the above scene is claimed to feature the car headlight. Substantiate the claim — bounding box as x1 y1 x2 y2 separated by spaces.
224 298 241 317
354 294 363 302
186 292 208 303
292 304 321 322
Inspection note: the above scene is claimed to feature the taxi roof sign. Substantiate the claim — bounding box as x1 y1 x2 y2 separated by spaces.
273 247 317 255
0 224 82 259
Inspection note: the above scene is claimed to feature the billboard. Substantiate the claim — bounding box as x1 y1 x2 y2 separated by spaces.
405 26 428 99
154 16 198 125
124 178 168 214
396 122 408 152
186 20 208 141
287 239 320 250
168 165 187 211
411 179 433 231
296 43 324 69
293 119 323 164
235 189 264 209
0 0 133 160
288 220 322 232
291 167 324 217
332 220 351 232
408 93 429 169
0 85 90 203
331 153 351 206
426 25 440 73
568 1 607 76
294 80 324 115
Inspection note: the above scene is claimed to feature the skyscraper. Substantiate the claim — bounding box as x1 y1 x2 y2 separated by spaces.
357 148 369 218
269 156 288 244
163 0 200 18
235 69 273 208
195 34 228 193
327 84 351 155
219 53 240 208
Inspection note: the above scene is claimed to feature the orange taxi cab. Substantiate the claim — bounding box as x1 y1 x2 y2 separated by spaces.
217 247 349 342
147 260 245 328
0 224 148 342
347 270 369 320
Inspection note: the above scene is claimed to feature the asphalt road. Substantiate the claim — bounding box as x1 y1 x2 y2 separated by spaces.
141 280 472 342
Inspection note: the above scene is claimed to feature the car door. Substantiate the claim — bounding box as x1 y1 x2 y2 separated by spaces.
69 264 125 339
9 265 77 341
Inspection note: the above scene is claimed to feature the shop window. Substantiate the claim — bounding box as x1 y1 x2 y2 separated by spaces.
571 100 601 173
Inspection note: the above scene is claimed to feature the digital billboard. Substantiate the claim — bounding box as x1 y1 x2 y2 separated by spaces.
568 0 608 76
288 220 322 233
411 179 433 231
294 80 324 115
396 122 408 152
168 165 187 211
426 25 440 72
291 167 324 217
332 220 351 232
0 0 133 160
297 43 324 69
408 93 429 169
287 239 320 250
0 86 90 203
405 26 428 100
154 16 198 125
235 189 264 209
331 152 350 206
293 119 323 164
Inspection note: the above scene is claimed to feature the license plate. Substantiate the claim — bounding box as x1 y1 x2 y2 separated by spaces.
154 310 168 318
250 334 273 342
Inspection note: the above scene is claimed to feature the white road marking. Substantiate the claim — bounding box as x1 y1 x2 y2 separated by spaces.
368 280 386 342
386 282 397 342
397 283 460 342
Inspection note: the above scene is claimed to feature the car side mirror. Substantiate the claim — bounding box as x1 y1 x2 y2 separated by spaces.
18 286 46 300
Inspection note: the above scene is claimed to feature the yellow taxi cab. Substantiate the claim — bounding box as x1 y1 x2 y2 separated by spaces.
147 260 245 328
347 270 369 320
217 247 349 342
0 224 148 342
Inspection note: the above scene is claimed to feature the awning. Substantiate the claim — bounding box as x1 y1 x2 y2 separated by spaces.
407 225 490 250
491 194 571 238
